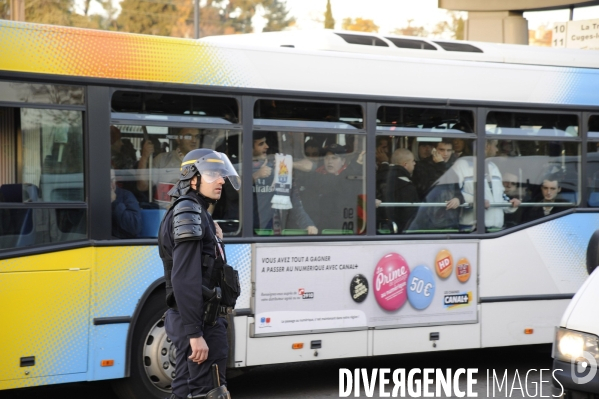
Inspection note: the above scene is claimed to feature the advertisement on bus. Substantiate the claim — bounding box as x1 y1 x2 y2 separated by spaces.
254 241 478 335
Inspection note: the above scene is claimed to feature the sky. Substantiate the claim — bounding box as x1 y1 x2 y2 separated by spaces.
272 0 599 34
80 0 599 36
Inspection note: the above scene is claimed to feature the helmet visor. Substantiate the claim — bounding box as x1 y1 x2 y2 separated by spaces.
193 152 241 190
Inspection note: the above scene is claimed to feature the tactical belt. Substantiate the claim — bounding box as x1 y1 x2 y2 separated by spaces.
218 306 233 317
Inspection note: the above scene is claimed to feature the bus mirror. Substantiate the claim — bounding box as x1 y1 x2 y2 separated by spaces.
586 230 599 275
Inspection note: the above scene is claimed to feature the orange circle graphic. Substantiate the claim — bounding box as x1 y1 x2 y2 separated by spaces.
456 257 471 283
435 249 453 279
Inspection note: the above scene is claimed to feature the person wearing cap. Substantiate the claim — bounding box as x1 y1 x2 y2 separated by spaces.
252 132 318 235
158 148 240 399
306 143 364 233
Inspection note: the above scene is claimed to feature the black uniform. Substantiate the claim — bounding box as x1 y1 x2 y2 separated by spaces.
158 191 228 398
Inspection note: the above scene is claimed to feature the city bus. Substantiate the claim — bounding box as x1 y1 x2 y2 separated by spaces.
1 20 599 399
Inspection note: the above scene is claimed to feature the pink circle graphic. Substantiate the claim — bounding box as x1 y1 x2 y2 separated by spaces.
373 253 410 311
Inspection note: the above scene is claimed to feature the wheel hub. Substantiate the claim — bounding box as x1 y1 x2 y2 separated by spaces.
143 318 176 391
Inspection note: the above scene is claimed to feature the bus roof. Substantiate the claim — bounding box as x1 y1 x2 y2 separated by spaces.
1 21 599 107
200 29 599 69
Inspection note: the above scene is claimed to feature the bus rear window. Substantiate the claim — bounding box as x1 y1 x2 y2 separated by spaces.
111 91 239 124
377 106 474 133
254 99 363 129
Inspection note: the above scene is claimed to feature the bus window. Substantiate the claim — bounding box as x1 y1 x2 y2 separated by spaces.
110 125 242 238
0 80 84 105
377 106 474 134
486 111 578 137
254 99 363 130
482 140 579 231
111 91 239 124
376 136 476 234
252 131 365 236
0 107 86 250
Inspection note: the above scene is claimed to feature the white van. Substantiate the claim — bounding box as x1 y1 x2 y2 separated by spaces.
552 231 599 398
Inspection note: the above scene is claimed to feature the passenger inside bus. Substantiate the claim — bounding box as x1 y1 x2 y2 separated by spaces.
523 174 571 222
134 127 201 206
252 131 317 236
301 143 364 234
453 139 520 232
412 139 457 199
501 171 531 228
451 137 472 160
381 148 418 233
111 169 142 239
375 136 390 169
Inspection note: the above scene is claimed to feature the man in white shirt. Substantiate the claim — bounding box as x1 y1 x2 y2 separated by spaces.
453 140 521 232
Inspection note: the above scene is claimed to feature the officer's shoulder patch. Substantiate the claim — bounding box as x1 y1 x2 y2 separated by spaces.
173 196 203 242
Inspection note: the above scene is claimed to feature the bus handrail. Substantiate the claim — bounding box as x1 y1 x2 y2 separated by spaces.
379 202 575 208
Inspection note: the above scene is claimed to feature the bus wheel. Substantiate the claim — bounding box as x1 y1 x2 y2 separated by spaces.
112 292 173 399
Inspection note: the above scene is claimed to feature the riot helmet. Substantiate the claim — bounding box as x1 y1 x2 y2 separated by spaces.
167 148 240 198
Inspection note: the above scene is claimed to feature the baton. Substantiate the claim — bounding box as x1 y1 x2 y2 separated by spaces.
211 364 221 388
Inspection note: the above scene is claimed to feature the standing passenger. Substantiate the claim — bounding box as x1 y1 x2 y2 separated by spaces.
252 132 317 235
383 148 419 233
453 140 521 231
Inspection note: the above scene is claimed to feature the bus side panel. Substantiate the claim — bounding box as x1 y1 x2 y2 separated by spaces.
87 244 251 380
481 300 571 347
479 213 598 299
89 246 164 380
0 268 90 389
245 318 368 366
372 321 481 355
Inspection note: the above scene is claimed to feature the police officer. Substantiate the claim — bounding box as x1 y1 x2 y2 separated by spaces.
158 148 240 399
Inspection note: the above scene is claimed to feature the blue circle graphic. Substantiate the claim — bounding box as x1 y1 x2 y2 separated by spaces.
407 265 436 310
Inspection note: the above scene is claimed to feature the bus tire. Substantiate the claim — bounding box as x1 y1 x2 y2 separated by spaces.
587 229 599 275
112 291 173 399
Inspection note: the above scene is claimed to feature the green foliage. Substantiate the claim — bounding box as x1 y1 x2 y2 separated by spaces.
324 0 334 30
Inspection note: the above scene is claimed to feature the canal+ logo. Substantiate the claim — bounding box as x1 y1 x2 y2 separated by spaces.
443 291 472 309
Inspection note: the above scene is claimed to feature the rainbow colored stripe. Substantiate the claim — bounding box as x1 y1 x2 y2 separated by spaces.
0 20 250 86
0 244 251 390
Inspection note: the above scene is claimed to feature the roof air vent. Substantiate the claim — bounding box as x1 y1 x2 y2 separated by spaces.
335 33 389 47
433 41 483 53
385 37 436 50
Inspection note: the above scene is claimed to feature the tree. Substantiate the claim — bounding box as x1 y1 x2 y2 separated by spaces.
341 17 378 33
24 0 77 26
1 1 11 19
432 11 465 40
262 0 294 32
324 0 334 30
392 19 428 37
116 0 179 36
